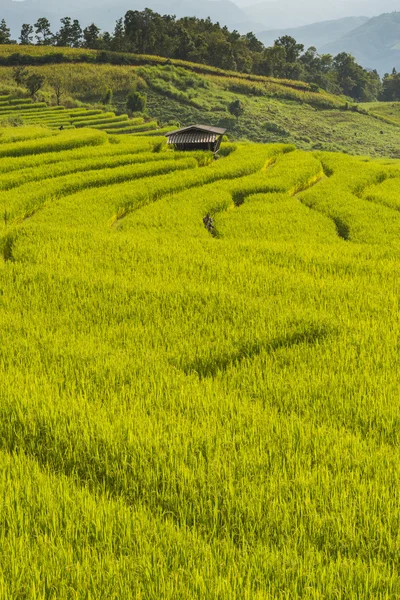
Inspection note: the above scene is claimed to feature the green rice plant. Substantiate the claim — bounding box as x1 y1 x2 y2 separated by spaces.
104 122 159 135
0 149 193 191
1 130 400 599
362 175 400 210
130 126 175 136
0 136 162 175
70 112 117 124
0 128 107 158
0 125 58 144
96 118 142 131
0 156 199 220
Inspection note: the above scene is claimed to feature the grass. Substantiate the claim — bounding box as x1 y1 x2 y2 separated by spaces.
0 56 399 155
1 125 400 597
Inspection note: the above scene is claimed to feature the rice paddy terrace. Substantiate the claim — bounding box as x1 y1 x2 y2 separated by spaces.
1 124 400 598
0 94 167 136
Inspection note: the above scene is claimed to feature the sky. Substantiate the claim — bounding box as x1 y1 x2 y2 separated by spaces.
4 0 400 33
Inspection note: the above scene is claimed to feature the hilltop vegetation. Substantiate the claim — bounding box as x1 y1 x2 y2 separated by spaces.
1 59 400 157
1 124 400 597
0 10 383 102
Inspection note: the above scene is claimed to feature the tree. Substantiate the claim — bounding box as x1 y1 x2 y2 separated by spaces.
243 31 263 54
126 90 147 113
12 65 29 86
381 71 400 101
332 52 369 99
111 18 127 52
35 18 54 45
259 45 285 77
47 73 66 105
56 17 73 46
228 98 244 120
0 19 12 44
124 9 159 54
20 23 34 45
274 35 304 63
26 73 45 97
55 17 81 47
83 23 101 49
71 20 82 47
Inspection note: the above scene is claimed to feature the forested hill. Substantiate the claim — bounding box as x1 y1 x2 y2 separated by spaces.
1 44 400 158
0 10 385 103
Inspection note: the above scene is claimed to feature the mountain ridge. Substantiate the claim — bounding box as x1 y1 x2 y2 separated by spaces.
258 17 370 50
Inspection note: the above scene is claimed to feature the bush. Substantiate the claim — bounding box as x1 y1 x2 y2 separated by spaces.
102 89 113 105
126 90 147 113
228 99 244 120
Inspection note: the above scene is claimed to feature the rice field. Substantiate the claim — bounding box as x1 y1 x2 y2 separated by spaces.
0 94 161 135
1 125 400 599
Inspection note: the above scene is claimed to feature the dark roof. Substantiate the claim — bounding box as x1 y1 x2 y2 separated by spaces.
167 132 219 145
166 124 226 137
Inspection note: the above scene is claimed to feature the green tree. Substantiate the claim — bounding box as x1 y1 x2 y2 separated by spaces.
206 32 236 70
381 71 400 100
56 17 82 47
127 90 147 113
83 23 101 49
20 23 34 45
274 35 304 63
35 18 54 45
124 9 158 54
243 31 263 53
56 17 73 46
111 18 128 52
71 20 82 47
0 19 12 44
259 45 286 77
12 65 29 86
47 72 66 105
228 98 244 120
26 73 45 97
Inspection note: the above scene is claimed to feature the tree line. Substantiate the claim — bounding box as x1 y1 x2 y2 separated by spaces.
0 11 399 101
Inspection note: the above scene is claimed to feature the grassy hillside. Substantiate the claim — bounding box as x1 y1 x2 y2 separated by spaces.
1 48 400 157
1 125 400 597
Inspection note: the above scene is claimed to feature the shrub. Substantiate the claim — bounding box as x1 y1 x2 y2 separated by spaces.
126 90 147 114
228 99 244 120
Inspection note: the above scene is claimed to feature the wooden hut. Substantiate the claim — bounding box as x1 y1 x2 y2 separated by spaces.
165 125 226 153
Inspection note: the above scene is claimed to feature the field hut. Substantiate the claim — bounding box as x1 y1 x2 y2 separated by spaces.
165 125 226 154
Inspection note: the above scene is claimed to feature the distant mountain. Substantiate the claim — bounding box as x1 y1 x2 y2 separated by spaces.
1 0 258 36
258 17 370 50
322 12 400 74
242 0 400 30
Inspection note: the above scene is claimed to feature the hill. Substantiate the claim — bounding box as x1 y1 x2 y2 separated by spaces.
0 46 399 157
1 115 400 597
258 16 370 50
322 12 400 74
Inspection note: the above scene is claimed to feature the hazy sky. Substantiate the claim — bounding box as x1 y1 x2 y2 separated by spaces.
5 0 400 33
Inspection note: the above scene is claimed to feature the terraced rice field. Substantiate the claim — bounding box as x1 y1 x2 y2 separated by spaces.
1 125 400 598
0 94 163 134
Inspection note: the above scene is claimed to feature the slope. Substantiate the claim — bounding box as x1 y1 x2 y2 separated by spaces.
1 126 400 598
0 46 399 156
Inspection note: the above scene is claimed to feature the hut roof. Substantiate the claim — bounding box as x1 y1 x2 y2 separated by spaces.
166 124 226 145
166 124 226 136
